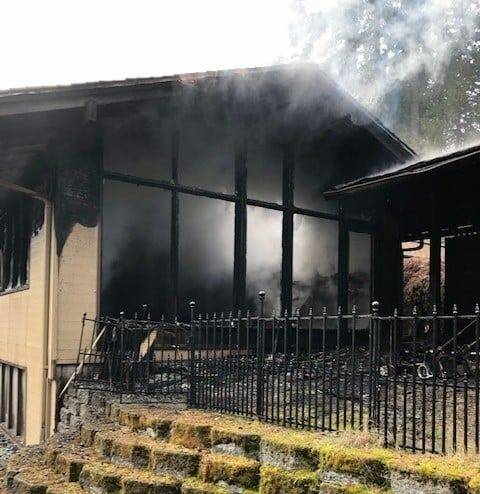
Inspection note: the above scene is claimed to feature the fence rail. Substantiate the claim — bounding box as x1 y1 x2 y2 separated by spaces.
189 295 480 455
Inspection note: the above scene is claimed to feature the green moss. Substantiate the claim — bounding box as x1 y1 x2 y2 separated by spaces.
319 444 391 485
260 433 320 470
122 472 181 494
54 453 87 482
110 437 151 469
151 444 201 476
141 414 173 439
46 482 86 494
211 427 261 456
171 421 212 449
181 477 230 494
94 431 114 458
79 462 123 492
389 454 477 486
199 453 260 490
259 466 320 494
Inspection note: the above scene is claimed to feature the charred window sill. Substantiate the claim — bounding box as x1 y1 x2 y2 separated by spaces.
0 285 30 297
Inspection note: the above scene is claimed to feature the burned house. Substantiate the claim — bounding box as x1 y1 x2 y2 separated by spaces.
0 64 415 443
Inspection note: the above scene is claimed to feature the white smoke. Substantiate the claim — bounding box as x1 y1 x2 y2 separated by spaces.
287 0 480 107
286 0 480 149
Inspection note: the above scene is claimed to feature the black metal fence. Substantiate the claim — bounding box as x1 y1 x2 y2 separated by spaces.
74 313 190 396
189 294 480 454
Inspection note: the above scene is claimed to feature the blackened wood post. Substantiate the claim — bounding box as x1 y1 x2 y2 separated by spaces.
337 207 349 343
429 191 441 311
233 138 247 310
170 131 180 319
281 143 294 316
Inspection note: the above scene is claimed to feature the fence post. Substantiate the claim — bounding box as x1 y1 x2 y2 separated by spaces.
369 301 380 429
189 301 196 407
256 291 266 419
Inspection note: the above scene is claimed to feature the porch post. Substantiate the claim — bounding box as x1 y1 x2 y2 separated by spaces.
429 192 441 311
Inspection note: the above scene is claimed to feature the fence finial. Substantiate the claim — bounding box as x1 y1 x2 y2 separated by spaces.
372 301 380 315
352 305 357 315
476 303 480 315
259 291 266 317
433 304 437 315
453 304 458 315
322 306 327 316
412 305 417 316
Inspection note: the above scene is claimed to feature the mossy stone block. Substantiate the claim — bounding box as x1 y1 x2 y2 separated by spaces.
199 453 260 490
79 463 122 493
55 453 87 482
110 437 151 469
211 427 261 458
118 409 142 430
259 435 319 471
151 445 201 477
181 478 230 494
170 421 212 449
94 432 115 458
121 473 181 494
259 466 320 494
319 445 389 486
46 482 86 494
80 424 99 446
11 471 51 494
141 415 173 439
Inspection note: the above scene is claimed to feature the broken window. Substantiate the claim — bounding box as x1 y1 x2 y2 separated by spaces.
0 192 35 293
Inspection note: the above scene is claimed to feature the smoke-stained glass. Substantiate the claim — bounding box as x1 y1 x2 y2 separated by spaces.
101 180 171 319
348 232 371 316
178 194 235 319
246 126 283 204
246 206 282 315
293 215 338 315
103 112 172 180
178 112 235 194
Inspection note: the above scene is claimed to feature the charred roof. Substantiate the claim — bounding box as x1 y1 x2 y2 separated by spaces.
324 143 480 198
0 64 415 164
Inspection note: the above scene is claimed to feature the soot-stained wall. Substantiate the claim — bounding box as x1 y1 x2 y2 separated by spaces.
101 68 399 320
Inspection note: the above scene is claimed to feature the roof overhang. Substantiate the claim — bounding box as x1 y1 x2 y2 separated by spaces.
324 144 480 199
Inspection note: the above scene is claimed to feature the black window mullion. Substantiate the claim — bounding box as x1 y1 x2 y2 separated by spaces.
170 130 180 319
233 138 247 311
281 143 294 315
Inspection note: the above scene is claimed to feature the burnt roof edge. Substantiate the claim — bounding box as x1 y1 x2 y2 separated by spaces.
324 144 480 199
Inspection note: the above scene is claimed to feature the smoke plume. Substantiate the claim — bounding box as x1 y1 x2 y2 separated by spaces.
287 0 480 152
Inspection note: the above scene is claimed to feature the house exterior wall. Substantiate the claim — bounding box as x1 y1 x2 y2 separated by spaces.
55 223 100 364
0 211 48 444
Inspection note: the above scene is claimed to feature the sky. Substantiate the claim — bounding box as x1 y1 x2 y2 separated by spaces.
1 0 293 90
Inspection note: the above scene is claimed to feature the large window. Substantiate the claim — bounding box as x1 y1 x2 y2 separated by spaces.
101 97 374 319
